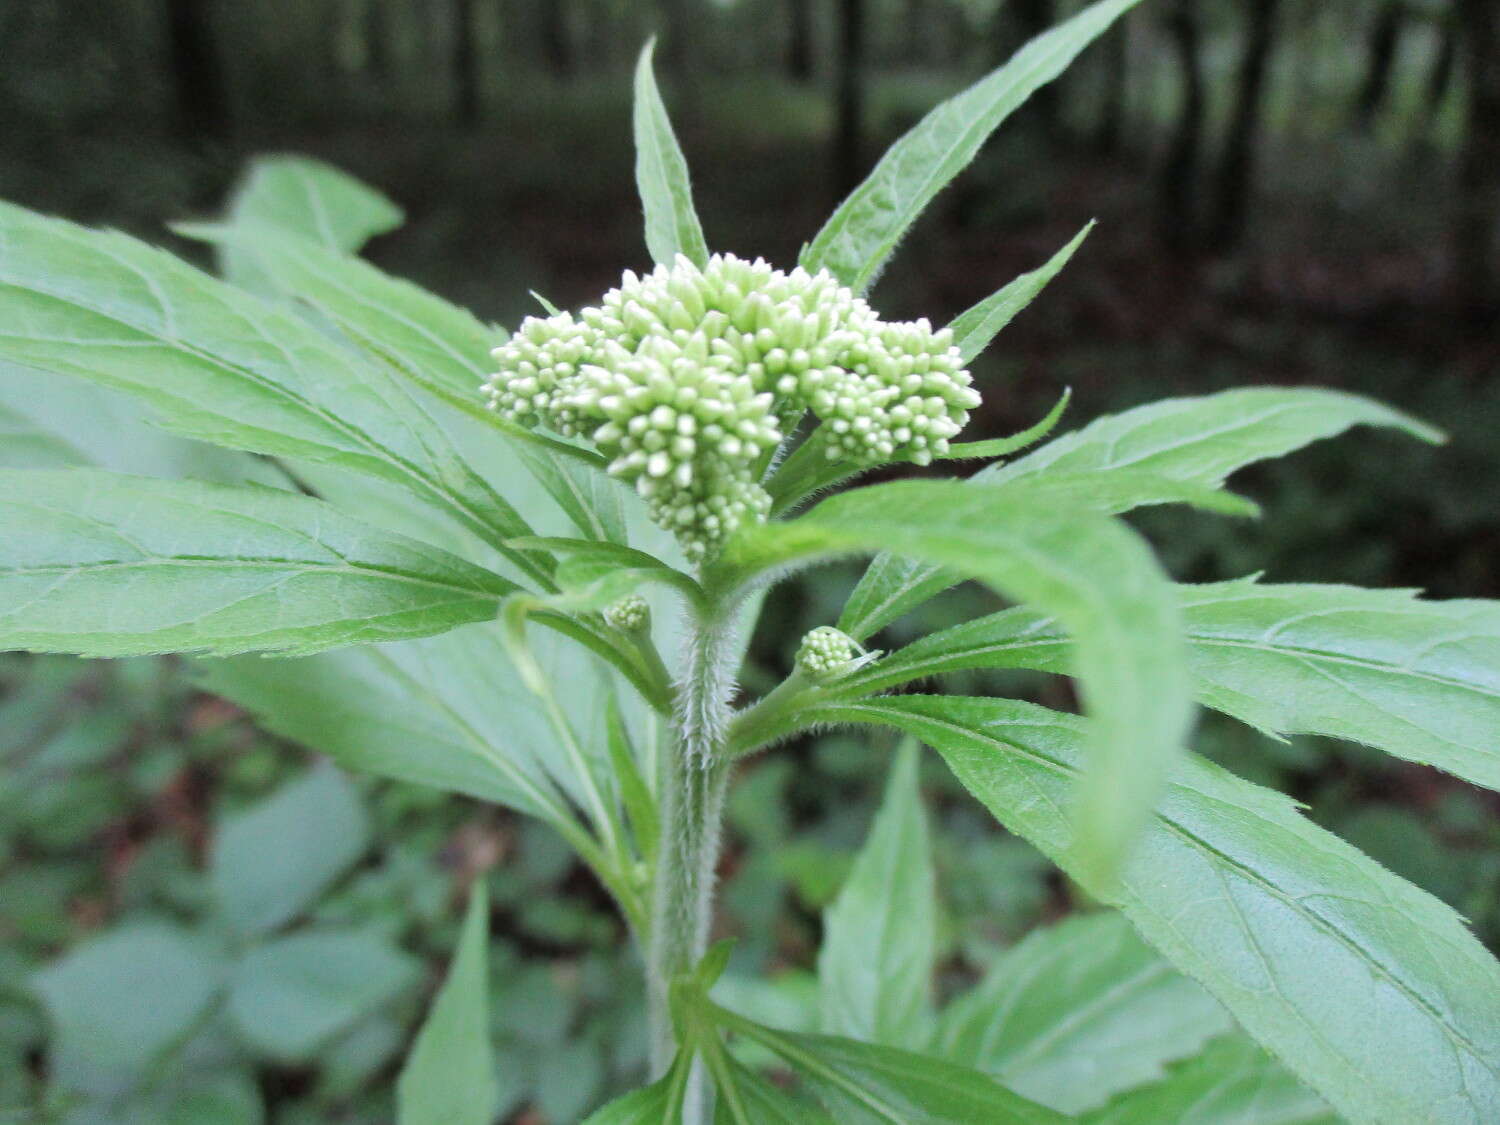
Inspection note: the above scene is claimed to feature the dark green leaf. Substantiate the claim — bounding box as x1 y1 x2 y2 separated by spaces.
818 742 936 1050
0 470 515 657
814 694 1500 1124
397 885 498 1125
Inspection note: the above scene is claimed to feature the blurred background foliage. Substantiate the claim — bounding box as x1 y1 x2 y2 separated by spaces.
1 0 1498 1120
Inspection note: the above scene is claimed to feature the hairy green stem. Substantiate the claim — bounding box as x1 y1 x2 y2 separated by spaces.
647 601 738 1123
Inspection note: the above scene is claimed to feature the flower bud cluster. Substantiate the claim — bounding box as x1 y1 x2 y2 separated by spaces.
796 626 858 678
484 254 978 561
602 593 650 633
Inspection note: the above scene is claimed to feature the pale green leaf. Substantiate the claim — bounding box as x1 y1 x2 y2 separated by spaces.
801 0 1140 291
33 923 223 1099
839 387 1440 641
935 912 1232 1113
211 762 369 936
634 40 710 268
843 577 1500 795
711 1052 833 1124
196 624 602 829
949 222 1094 364
818 741 936 1050
1083 1033 1337 1125
0 202 546 581
397 886 498 1125
228 928 420 1062
176 220 623 542
218 155 400 292
0 470 515 657
814 694 1500 1124
723 478 1192 882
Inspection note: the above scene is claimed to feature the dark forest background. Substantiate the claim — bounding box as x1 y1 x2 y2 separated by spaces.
2 2 1499 1121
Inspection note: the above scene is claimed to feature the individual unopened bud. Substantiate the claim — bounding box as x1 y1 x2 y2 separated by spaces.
484 253 979 562
796 626 858 679
603 593 651 633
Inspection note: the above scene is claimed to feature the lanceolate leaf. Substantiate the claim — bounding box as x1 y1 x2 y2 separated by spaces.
0 470 515 658
934 912 1232 1113
196 625 599 827
949 222 1094 364
724 478 1192 882
397 885 499 1125
812 695 1500 1125
711 1053 833 1124
819 742 936 1051
0 202 548 584
839 387 1440 640
1083 1033 1337 1125
714 1010 1068 1125
634 40 710 269
842 577 1500 795
801 0 1140 292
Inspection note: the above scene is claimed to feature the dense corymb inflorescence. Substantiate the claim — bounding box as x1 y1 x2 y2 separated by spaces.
484 253 978 562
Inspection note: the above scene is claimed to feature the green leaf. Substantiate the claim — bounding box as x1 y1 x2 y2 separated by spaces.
196 626 595 828
606 691 660 864
839 387 1440 640
723 478 1192 883
716 1012 1068 1125
176 220 622 542
844 577 1500 795
32 923 223 1099
814 695 1500 1124
228 928 420 1062
0 470 515 658
940 387 1072 462
0 202 546 582
223 156 401 252
818 741 936 1050
949 223 1094 364
934 912 1232 1113
218 156 400 293
711 1052 834 1124
210 762 369 936
397 885 498 1125
512 536 703 606
801 0 1140 291
1083 1033 1337 1125
634 40 710 268
581 1066 684 1125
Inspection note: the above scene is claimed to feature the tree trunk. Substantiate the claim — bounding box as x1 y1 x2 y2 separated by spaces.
1354 1 1404 127
165 0 230 141
835 0 867 196
787 0 814 82
542 0 572 76
1424 16 1457 117
453 0 480 127
1209 0 1280 252
1094 15 1129 153
1004 0 1062 138
1454 0 1500 314
1157 0 1205 252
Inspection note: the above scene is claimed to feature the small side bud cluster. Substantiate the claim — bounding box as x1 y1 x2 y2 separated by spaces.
602 593 650 633
485 254 979 561
796 626 858 679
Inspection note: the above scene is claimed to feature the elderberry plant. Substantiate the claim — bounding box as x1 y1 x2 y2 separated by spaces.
1 1 1498 1122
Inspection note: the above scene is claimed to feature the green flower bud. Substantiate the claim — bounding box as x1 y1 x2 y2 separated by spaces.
484 254 979 562
796 625 858 678
602 593 651 633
